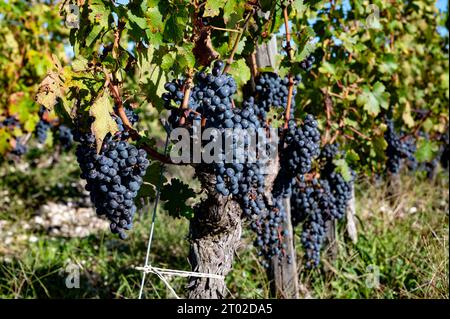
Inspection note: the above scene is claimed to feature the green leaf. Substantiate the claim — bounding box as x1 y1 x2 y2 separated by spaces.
90 0 111 28
223 0 244 25
177 44 196 71
164 15 184 43
161 52 176 71
346 149 360 163
236 36 247 55
379 54 398 74
293 0 307 16
85 24 104 48
72 56 89 72
0 128 11 154
203 0 227 18
227 58 251 88
146 6 165 44
319 61 336 76
89 90 119 153
160 178 196 219
128 11 147 30
265 107 285 129
356 82 390 116
333 158 352 182
373 135 388 158
136 46 168 111
416 139 439 162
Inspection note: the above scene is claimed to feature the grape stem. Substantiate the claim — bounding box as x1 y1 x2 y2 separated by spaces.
107 80 175 165
347 126 371 141
249 52 258 78
282 5 294 129
323 89 332 144
412 110 432 138
223 10 253 74
179 71 194 125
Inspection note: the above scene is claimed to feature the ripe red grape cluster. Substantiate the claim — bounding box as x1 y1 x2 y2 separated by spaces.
291 143 354 268
74 109 150 239
385 118 417 174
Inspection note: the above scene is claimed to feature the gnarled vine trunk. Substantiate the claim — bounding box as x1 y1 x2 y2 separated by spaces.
187 170 242 299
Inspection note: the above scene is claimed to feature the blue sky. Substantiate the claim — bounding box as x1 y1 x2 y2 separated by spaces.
437 0 448 11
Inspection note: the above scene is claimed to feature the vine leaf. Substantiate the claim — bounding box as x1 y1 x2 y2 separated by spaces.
333 158 352 182
145 6 165 45
136 46 168 111
35 71 63 112
319 61 336 76
224 0 244 25
379 54 398 75
160 178 196 219
0 128 11 154
177 44 196 71
402 101 415 128
228 58 251 88
90 89 118 153
266 107 285 129
357 82 390 116
345 149 360 163
203 0 227 18
193 28 219 67
72 56 89 72
416 139 439 162
85 24 104 48
293 0 307 16
373 135 388 159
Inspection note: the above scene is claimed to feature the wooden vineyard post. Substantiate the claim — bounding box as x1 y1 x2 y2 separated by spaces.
324 220 338 262
346 183 358 244
268 198 299 298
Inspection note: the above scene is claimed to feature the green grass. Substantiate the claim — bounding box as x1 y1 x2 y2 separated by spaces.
0 155 448 299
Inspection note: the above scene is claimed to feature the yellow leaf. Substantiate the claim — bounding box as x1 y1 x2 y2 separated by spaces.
90 90 119 153
402 101 415 128
35 71 63 111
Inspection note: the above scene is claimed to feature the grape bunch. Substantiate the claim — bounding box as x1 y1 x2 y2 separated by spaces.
1 115 27 156
162 61 293 265
283 116 321 174
291 177 333 268
113 106 139 139
163 60 263 197
290 143 354 268
253 72 301 120
35 120 51 144
319 143 340 162
273 115 321 199
74 109 150 239
249 199 290 267
385 119 417 174
35 106 51 144
11 137 27 156
0 115 20 129
57 125 74 150
163 60 238 130
299 55 316 72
